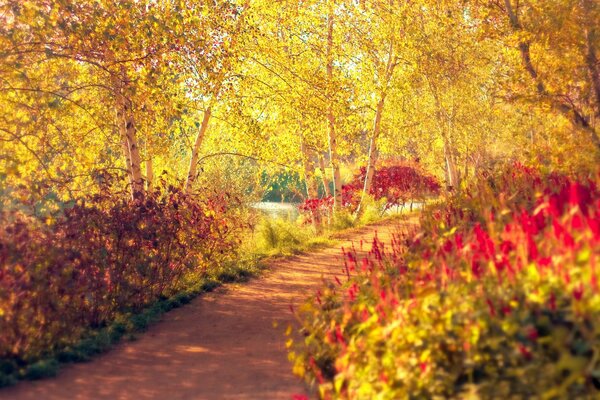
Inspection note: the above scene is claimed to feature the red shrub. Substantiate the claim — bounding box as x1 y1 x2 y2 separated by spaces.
298 163 440 222
0 182 239 361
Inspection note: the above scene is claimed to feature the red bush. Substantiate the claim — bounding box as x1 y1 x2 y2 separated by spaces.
298 163 440 221
290 164 600 398
0 182 239 361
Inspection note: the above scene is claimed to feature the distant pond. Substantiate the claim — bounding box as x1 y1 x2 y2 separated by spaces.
251 202 299 221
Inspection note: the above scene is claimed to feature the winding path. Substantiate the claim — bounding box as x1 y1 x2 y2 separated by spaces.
0 221 401 400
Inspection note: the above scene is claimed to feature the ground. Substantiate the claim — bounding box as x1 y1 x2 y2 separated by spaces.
0 221 398 400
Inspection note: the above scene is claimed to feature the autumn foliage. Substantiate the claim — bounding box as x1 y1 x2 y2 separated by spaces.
0 180 240 365
351 164 440 211
290 164 600 398
298 163 440 221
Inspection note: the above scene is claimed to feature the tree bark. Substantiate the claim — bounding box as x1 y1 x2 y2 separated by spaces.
113 68 144 199
326 3 343 210
120 134 133 188
318 154 332 197
185 106 212 192
444 139 459 191
301 140 323 233
123 103 144 198
356 92 387 218
146 157 153 190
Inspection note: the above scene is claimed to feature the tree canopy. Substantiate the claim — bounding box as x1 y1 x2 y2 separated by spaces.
1 0 598 203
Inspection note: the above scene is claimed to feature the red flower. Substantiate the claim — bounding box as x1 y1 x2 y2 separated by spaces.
518 344 533 360
573 283 584 301
486 298 497 317
527 326 539 342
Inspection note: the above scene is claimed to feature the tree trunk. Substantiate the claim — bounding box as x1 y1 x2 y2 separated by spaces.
146 157 153 190
183 3 250 193
318 154 332 197
328 116 343 210
326 3 343 210
356 94 386 218
185 107 212 193
123 105 144 198
585 28 600 121
444 139 459 191
113 68 144 199
301 140 323 233
120 134 133 188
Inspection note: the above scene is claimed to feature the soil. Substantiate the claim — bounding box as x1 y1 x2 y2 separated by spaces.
0 220 404 400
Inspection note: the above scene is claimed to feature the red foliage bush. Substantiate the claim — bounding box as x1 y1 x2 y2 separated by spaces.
291 164 600 398
298 163 440 221
0 182 239 362
352 163 440 211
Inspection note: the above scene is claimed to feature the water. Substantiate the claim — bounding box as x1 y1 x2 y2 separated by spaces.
251 202 299 221
251 201 423 221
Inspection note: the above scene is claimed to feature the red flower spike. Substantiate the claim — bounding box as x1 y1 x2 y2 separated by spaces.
573 283 584 301
527 326 539 342
518 344 533 360
486 298 497 317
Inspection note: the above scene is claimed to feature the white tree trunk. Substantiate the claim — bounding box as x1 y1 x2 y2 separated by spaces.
146 157 153 190
326 4 343 210
356 95 386 217
443 139 460 191
114 68 144 199
318 154 332 197
301 140 323 233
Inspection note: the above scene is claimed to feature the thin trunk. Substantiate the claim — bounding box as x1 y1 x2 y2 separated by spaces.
114 68 143 199
444 139 459 191
585 28 600 120
326 3 343 210
124 106 144 198
356 94 386 218
504 0 600 148
328 118 343 210
356 34 398 218
185 107 212 192
184 2 249 193
359 35 396 204
120 134 133 187
301 140 322 233
146 157 153 190
318 155 332 197
425 75 460 192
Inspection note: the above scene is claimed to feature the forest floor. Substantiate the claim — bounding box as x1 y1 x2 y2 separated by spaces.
0 219 405 400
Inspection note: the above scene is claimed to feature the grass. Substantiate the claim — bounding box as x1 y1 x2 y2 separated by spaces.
248 217 336 257
248 202 416 258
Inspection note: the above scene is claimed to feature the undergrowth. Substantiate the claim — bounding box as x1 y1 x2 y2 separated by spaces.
0 258 265 388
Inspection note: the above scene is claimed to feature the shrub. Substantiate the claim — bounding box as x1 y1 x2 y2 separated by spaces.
289 164 600 399
298 163 440 224
0 179 241 366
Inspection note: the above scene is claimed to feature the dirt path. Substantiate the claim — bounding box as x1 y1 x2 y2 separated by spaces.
0 221 401 400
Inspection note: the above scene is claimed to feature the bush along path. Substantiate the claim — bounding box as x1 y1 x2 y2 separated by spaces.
289 166 600 399
0 220 402 400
